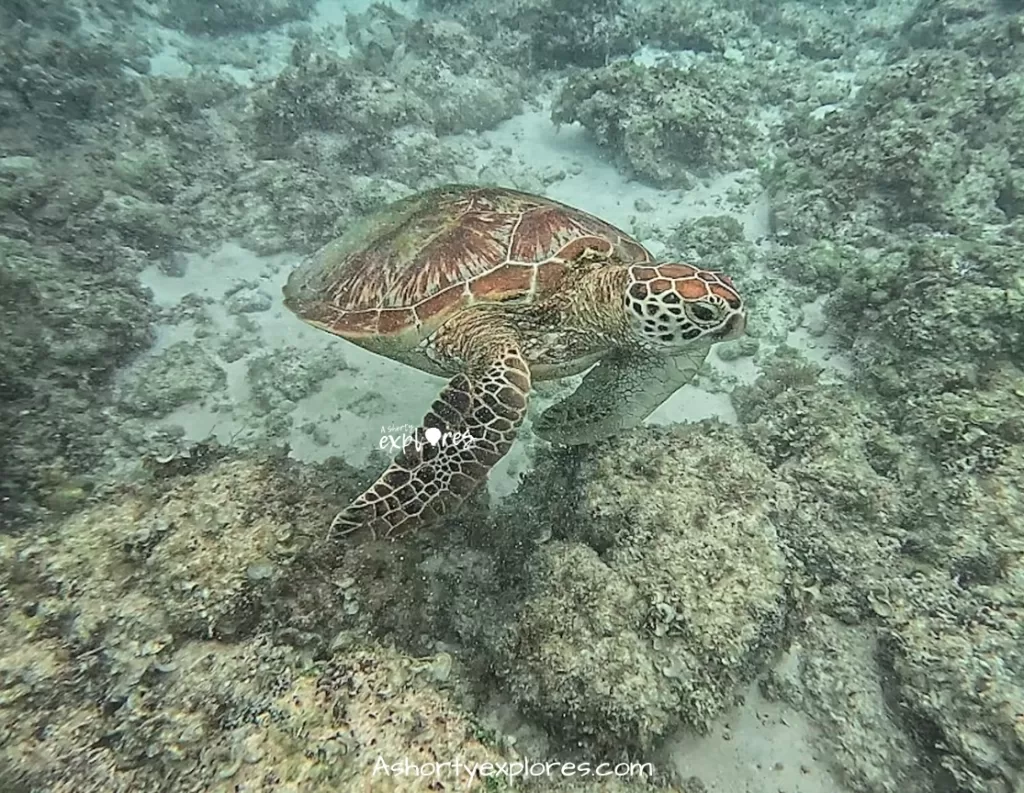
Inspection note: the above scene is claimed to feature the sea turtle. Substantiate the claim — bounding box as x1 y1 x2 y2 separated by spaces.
284 185 746 539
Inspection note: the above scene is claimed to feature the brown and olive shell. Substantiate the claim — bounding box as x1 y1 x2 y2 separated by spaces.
283 185 651 344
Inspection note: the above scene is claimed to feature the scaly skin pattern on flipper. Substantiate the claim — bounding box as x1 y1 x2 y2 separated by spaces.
329 312 531 540
532 345 712 445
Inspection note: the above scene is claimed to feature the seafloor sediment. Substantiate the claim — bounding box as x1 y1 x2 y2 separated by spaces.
1 0 1022 791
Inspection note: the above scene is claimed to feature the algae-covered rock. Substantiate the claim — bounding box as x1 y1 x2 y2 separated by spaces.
0 23 144 142
422 0 642 67
764 238 864 294
253 18 523 163
553 60 763 187
0 614 509 792
256 40 430 147
816 229 1024 481
499 541 678 751
668 214 761 283
768 50 1024 241
764 618 935 793
0 449 471 790
0 446 689 791
829 231 1024 372
5 452 323 647
639 0 755 54
900 0 1024 56
116 340 227 417
492 0 640 69
0 0 80 32
737 352 1024 793
347 7 526 133
880 444 1024 793
901 365 1024 475
0 235 154 523
495 422 790 752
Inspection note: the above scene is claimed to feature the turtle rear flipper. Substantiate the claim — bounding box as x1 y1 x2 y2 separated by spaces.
533 345 709 446
331 321 530 540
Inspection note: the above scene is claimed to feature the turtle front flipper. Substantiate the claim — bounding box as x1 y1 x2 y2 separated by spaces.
331 326 531 540
533 345 710 446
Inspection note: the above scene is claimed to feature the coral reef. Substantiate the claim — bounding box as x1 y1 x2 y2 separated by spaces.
422 0 640 68
0 447 692 792
0 449 490 789
0 17 150 149
0 235 154 523
2 0 1023 791
899 0 1024 55
552 60 763 187
734 352 1024 793
252 13 525 160
749 6 1024 790
487 423 791 753
767 50 1024 241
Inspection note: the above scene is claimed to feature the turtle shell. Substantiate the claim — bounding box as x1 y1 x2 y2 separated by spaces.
283 185 651 345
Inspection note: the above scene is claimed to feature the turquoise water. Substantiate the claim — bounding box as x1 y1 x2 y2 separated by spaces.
0 1 1022 791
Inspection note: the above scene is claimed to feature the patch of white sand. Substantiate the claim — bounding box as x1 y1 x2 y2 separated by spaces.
664 683 842 793
139 243 447 457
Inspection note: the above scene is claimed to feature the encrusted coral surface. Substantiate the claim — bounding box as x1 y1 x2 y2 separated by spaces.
552 60 763 186
493 424 790 752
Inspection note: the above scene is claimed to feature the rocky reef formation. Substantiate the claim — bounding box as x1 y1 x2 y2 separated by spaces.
490 424 790 752
0 235 155 523
0 449 494 790
421 0 641 68
767 51 1024 241
0 445 705 791
251 10 526 174
552 60 763 187
741 351 1024 793
749 6 1024 788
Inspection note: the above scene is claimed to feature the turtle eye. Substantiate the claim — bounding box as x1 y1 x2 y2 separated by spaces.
688 302 721 324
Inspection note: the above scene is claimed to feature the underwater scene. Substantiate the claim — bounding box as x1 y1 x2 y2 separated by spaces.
1 0 1023 790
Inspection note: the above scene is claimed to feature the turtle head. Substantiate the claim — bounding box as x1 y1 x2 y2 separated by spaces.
624 263 745 349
